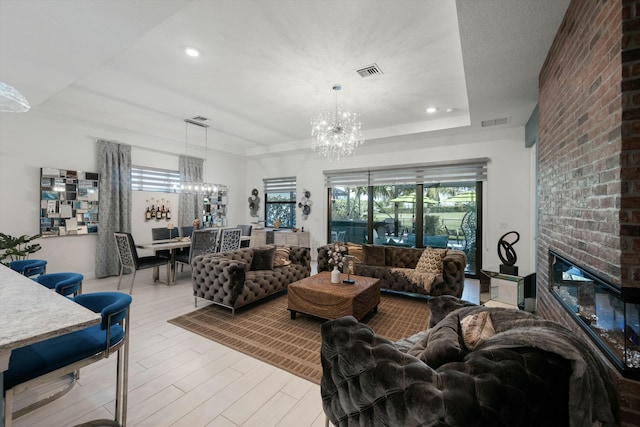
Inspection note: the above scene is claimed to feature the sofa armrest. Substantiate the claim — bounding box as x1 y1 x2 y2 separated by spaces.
435 249 466 297
289 246 311 271
321 316 444 426
316 244 332 272
192 254 247 304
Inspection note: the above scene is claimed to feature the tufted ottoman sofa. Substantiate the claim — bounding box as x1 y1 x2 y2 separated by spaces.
191 246 310 314
320 298 619 426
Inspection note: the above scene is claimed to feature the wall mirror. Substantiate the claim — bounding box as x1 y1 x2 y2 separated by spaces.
40 167 99 237
203 186 228 228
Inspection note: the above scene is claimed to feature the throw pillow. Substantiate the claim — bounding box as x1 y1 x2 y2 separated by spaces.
250 247 276 271
415 246 446 274
346 243 363 263
362 244 385 266
460 311 495 350
273 246 292 267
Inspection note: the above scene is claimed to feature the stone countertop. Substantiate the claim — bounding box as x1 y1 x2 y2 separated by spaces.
0 264 101 371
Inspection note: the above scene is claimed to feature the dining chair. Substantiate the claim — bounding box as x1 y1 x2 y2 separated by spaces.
151 227 179 260
218 228 242 252
236 224 252 247
113 232 169 294
179 226 194 238
9 259 47 277
35 272 83 297
175 228 219 270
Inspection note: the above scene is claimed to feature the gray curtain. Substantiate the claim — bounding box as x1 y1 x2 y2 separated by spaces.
178 155 204 227
95 141 131 278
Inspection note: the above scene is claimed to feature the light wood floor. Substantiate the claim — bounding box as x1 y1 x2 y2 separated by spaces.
12 265 479 427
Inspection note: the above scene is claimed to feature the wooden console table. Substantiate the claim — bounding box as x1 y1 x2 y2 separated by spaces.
251 229 310 248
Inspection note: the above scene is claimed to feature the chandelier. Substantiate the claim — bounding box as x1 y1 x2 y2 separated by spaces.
0 82 30 113
175 119 219 194
311 84 364 161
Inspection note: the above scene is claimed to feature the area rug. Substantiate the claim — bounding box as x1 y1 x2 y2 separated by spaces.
168 293 431 384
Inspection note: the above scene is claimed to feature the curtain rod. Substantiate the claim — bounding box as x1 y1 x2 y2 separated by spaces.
91 137 204 160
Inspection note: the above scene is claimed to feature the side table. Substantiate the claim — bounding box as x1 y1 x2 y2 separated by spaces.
481 266 536 312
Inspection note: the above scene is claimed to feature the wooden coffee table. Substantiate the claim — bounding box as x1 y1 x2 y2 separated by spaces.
287 271 381 320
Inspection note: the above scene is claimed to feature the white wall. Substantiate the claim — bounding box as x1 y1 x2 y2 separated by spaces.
1 108 533 277
247 126 534 272
0 111 247 277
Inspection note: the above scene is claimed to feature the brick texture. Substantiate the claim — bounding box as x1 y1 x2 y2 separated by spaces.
538 0 639 425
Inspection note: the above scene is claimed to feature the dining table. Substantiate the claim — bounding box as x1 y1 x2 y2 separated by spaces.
0 264 101 426
136 238 192 285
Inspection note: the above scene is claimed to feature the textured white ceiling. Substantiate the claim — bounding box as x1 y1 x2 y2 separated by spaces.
0 0 569 157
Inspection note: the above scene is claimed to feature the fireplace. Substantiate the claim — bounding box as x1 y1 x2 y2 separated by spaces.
548 250 640 380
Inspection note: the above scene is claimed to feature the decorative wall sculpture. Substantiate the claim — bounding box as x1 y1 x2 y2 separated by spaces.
248 188 261 217
298 189 312 220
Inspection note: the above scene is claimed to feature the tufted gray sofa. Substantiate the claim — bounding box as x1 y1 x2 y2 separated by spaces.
320 298 619 427
191 246 311 314
317 244 466 298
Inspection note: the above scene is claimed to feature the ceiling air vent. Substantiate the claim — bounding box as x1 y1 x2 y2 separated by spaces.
481 117 510 127
356 64 383 78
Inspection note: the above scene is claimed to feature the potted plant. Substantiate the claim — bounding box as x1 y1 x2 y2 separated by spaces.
0 232 42 266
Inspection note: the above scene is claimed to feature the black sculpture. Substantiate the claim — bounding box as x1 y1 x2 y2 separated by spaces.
498 231 520 275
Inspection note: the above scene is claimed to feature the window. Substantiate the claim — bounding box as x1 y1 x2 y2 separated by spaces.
325 159 486 276
263 177 296 228
131 166 180 193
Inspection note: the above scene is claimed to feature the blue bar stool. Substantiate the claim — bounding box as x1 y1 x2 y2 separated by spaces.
36 272 83 297
4 291 132 427
9 259 47 277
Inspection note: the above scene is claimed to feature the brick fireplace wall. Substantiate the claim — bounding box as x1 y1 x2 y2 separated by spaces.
538 0 640 424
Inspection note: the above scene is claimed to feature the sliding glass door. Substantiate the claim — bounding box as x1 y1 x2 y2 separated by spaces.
328 182 481 276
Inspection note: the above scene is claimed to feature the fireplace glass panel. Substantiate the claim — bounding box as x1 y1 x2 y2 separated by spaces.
549 250 640 379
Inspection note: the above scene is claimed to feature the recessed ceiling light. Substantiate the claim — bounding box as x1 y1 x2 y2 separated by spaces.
446 108 456 113
426 107 437 114
184 47 200 57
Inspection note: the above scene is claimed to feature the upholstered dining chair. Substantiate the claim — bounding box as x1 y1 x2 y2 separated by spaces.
236 224 252 247
218 228 242 253
175 228 219 270
9 259 47 277
179 226 194 239
113 232 169 294
151 227 179 260
175 225 194 262
35 272 83 297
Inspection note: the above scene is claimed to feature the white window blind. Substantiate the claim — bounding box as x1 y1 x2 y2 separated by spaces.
131 166 181 192
263 176 297 193
323 158 488 187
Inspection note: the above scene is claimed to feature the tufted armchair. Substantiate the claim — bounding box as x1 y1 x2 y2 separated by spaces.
321 301 619 427
191 245 310 314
